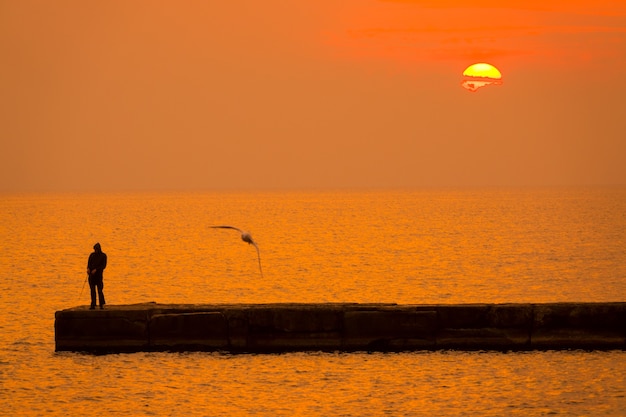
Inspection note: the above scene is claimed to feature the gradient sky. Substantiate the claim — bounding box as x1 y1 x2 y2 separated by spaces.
2 0 625 192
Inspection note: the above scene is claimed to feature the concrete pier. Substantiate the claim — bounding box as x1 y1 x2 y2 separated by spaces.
55 302 626 353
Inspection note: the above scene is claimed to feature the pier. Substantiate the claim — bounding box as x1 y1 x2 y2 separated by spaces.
55 302 626 353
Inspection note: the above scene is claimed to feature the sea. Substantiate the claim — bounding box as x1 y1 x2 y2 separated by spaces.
1 188 625 416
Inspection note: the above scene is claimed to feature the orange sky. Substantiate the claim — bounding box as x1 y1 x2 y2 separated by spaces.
333 0 626 69
1 0 625 191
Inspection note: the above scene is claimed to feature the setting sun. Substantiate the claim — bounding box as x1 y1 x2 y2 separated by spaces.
461 63 503 92
463 63 502 79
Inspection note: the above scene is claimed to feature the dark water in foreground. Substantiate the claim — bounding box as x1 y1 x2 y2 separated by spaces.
1 189 625 416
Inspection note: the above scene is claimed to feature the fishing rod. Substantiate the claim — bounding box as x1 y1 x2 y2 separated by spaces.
79 271 89 300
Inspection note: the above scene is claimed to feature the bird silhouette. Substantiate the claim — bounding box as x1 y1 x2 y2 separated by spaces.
210 226 264 277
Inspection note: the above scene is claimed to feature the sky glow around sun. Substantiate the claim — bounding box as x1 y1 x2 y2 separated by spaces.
1 1 625 191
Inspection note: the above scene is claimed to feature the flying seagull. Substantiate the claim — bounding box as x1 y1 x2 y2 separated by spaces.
210 226 264 278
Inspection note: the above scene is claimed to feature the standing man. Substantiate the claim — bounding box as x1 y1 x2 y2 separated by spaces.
87 242 107 309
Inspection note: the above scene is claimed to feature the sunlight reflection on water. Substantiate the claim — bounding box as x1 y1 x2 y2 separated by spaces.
1 189 625 416
8 350 622 417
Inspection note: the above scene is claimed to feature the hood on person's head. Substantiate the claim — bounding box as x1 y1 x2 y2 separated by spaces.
94 243 101 252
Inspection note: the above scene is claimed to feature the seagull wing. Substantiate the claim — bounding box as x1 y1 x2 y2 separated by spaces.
210 225 243 233
211 225 264 278
252 242 264 278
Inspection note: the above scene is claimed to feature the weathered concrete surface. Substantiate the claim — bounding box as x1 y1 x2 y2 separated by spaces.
532 303 626 349
55 302 626 353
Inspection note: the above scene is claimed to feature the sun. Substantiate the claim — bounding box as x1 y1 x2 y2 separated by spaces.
461 63 503 92
463 63 502 79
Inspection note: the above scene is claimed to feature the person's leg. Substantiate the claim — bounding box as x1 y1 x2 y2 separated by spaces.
88 277 96 309
97 278 106 308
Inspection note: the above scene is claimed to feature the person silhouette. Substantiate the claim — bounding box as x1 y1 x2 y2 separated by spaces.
87 242 107 309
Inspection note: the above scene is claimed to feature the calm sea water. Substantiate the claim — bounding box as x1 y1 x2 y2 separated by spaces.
1 188 625 416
